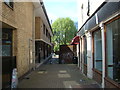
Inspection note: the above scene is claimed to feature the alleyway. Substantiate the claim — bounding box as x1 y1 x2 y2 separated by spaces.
18 55 100 88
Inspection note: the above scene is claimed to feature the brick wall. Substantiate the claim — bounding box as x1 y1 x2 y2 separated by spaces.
35 16 51 44
35 17 41 39
1 1 35 77
40 20 51 44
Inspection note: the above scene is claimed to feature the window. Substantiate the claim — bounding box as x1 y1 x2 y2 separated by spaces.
43 24 45 34
93 30 102 71
83 36 87 64
2 45 11 56
4 0 13 8
50 35 51 42
2 29 12 56
106 17 120 83
46 29 48 37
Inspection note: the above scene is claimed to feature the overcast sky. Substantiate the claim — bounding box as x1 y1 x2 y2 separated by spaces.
44 0 78 23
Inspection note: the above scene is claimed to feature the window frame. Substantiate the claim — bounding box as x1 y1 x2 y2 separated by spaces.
92 28 102 72
104 15 120 84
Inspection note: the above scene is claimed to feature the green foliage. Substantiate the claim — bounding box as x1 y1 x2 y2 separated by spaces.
52 17 77 52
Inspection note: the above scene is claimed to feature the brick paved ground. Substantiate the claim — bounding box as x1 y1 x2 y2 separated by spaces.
18 57 100 88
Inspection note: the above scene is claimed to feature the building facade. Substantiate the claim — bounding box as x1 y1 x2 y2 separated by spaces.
77 0 120 88
34 2 53 68
1 0 53 88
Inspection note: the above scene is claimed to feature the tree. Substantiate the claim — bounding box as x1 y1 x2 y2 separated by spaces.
52 17 77 52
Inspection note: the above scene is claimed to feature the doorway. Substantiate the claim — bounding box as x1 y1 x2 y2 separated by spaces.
2 29 16 88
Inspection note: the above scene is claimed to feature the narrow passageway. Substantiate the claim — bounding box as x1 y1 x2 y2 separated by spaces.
18 54 99 88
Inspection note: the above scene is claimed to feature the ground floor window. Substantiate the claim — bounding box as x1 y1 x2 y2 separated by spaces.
2 29 12 56
106 17 120 83
83 36 87 64
93 29 102 71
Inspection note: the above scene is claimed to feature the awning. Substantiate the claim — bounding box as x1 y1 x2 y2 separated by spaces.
70 36 80 45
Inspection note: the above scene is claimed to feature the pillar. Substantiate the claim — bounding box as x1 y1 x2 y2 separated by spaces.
86 31 93 79
100 23 105 88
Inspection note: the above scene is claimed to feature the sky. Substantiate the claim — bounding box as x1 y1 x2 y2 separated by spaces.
44 0 78 23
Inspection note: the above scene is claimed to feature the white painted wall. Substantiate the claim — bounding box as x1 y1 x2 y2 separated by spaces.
77 0 105 29
77 0 105 79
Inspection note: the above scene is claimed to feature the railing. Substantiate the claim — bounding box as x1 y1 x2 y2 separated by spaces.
2 56 16 88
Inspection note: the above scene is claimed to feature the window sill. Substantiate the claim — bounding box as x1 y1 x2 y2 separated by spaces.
105 77 120 88
92 68 102 75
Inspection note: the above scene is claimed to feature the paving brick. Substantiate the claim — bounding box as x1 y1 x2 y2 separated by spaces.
18 58 99 88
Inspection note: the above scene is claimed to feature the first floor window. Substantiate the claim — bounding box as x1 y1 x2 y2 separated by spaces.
43 24 45 34
106 17 120 83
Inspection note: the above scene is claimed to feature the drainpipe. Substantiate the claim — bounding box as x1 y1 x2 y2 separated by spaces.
28 39 31 72
100 23 105 88
33 9 35 71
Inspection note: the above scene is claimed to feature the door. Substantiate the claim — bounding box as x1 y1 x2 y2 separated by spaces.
2 29 12 88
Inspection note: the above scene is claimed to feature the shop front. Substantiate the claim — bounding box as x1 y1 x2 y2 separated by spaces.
77 1 120 88
104 16 120 88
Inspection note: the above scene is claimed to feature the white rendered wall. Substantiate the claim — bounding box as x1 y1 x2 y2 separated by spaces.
77 0 105 29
